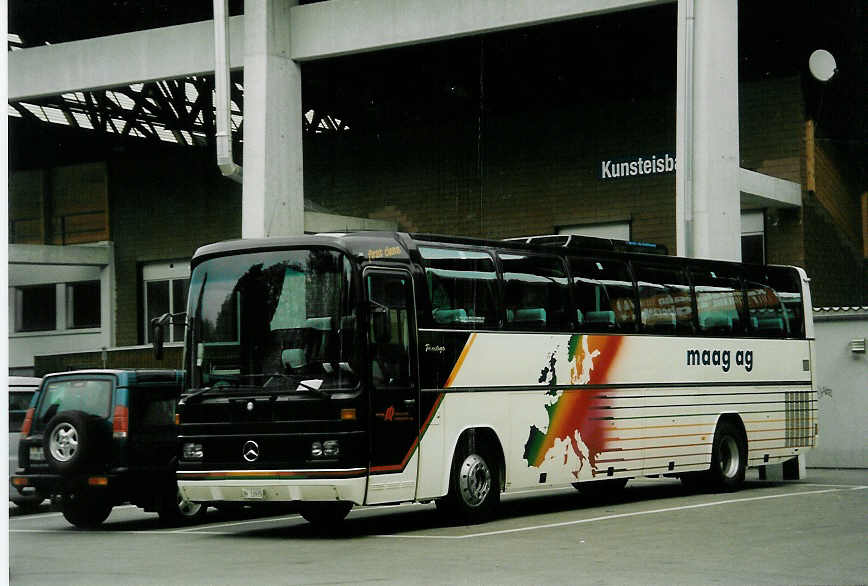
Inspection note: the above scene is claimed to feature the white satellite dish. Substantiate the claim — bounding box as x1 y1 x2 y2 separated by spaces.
808 49 837 82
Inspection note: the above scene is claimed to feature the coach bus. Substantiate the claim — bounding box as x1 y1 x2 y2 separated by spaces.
162 231 817 525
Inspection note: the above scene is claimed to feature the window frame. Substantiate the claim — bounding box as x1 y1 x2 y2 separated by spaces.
142 260 191 344
14 284 58 333
65 280 102 330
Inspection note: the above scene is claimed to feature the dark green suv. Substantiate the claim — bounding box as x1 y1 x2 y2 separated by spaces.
10 369 207 528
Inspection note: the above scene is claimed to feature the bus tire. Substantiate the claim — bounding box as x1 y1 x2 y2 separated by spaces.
439 439 500 524
707 420 747 492
572 477 628 499
299 502 352 526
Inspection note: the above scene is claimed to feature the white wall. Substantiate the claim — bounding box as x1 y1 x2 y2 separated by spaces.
811 309 868 468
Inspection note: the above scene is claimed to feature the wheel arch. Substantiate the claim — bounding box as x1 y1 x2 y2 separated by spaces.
444 426 506 495
714 412 748 450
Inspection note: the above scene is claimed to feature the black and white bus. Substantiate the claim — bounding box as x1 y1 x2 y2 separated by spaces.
167 232 817 525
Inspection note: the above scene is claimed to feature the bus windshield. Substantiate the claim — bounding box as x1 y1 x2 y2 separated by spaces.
186 248 359 394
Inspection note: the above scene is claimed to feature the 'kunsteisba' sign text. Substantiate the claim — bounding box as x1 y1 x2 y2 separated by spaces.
601 153 676 180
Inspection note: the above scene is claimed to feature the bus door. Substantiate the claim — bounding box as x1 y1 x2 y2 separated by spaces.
364 269 420 504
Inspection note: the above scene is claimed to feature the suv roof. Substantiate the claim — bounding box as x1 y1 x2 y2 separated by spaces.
42 369 183 386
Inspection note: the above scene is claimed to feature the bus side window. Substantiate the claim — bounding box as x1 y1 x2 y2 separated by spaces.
419 247 498 329
744 267 790 338
634 264 693 335
367 274 411 386
691 265 745 335
569 258 636 332
766 266 805 338
498 252 570 331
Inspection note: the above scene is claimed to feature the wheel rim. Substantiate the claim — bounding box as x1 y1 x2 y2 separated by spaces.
49 423 79 462
458 453 491 508
719 435 740 479
176 488 203 517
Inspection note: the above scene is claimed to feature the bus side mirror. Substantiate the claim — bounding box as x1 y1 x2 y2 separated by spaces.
151 313 170 360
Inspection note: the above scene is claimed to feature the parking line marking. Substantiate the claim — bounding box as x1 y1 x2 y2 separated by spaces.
9 504 138 522
377 486 867 540
176 501 431 532
801 483 867 489
10 529 232 535
175 514 303 532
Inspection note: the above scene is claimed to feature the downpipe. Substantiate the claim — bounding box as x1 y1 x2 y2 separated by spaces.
214 0 242 183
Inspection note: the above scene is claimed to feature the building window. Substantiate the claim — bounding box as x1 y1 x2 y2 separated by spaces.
66 281 101 329
143 261 190 343
15 284 57 332
741 210 765 264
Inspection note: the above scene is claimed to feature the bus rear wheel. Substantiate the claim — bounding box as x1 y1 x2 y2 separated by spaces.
707 420 747 491
438 440 500 524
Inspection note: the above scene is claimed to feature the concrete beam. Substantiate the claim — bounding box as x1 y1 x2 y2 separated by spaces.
738 168 802 209
9 243 113 266
241 0 304 238
290 0 672 60
676 0 741 261
9 0 672 100
8 17 245 101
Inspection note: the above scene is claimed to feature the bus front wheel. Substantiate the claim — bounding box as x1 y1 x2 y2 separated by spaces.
707 420 747 491
437 439 500 524
299 501 352 526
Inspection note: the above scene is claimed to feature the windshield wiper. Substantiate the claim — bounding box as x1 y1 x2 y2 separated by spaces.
181 383 261 405
253 373 331 399
181 386 214 405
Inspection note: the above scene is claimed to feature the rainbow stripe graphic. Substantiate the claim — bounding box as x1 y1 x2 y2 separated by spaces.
523 335 623 475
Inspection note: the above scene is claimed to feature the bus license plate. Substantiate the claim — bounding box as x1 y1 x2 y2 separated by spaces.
242 487 264 500
29 447 44 462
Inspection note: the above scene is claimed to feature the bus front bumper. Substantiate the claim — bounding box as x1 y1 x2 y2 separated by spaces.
177 468 368 505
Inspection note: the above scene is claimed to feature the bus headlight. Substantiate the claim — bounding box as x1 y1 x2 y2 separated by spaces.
183 442 204 460
323 440 340 457
311 440 340 458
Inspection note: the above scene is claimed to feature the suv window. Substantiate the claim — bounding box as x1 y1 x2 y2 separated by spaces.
34 380 112 431
132 394 177 430
9 391 36 432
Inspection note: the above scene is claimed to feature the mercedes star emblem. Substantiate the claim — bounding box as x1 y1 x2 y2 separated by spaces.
242 440 260 462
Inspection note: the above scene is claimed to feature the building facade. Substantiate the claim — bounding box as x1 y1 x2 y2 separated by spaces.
7 0 866 374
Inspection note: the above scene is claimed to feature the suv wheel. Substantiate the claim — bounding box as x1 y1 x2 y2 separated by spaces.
62 492 112 529
11 493 46 514
158 486 208 526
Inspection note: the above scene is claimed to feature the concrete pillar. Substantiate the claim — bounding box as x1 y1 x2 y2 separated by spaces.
242 0 304 238
676 0 741 261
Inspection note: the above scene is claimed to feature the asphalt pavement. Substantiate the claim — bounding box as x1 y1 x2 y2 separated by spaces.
8 468 867 585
